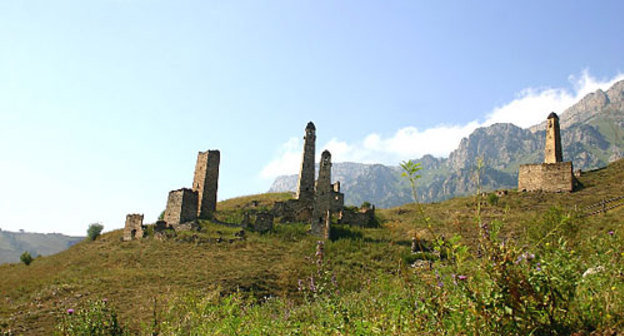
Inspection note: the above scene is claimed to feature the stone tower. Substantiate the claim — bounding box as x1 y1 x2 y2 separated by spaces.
544 112 562 163
312 150 332 237
192 150 220 219
296 122 316 203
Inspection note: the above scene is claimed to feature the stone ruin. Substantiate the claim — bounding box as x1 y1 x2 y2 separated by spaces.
162 150 220 229
121 122 375 241
122 214 145 241
518 113 575 192
339 205 376 228
123 149 220 240
242 211 275 233
273 122 375 237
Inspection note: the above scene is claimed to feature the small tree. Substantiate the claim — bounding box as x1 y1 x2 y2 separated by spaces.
400 159 422 203
20 251 33 266
87 223 104 241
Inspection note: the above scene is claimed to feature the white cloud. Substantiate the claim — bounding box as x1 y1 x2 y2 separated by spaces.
485 70 624 128
260 71 624 179
260 137 302 179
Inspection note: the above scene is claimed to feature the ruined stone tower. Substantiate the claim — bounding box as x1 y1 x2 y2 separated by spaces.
312 150 332 236
192 150 220 219
296 122 316 203
123 214 145 241
518 112 573 192
544 112 563 163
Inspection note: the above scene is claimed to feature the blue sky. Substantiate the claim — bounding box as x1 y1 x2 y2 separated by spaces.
1 1 624 235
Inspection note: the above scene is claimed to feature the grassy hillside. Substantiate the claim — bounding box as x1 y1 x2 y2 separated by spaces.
1 161 623 335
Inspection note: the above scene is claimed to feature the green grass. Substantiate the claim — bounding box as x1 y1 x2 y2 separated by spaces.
1 162 624 335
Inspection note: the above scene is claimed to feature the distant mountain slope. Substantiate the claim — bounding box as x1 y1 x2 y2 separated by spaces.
0 230 83 264
270 80 624 208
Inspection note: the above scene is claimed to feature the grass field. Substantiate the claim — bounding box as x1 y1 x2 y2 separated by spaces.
1 160 623 335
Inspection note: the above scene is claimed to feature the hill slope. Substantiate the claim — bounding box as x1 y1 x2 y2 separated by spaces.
1 159 623 334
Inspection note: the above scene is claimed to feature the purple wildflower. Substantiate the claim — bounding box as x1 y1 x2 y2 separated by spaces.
608 231 614 236
536 262 542 272
309 276 317 293
67 309 74 315
297 279 304 291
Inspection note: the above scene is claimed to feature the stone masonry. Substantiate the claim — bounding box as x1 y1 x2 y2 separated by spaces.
123 213 145 241
296 122 316 204
518 162 574 192
192 150 220 219
163 188 198 226
518 112 574 192
312 150 332 235
544 112 563 163
311 150 345 236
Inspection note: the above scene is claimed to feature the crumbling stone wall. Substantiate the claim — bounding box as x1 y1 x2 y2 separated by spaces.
272 199 313 223
518 162 574 192
330 182 345 213
242 211 274 232
193 150 220 219
123 214 145 241
164 188 198 225
340 206 376 227
296 122 316 204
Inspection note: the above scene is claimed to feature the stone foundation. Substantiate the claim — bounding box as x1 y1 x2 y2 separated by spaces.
518 162 574 192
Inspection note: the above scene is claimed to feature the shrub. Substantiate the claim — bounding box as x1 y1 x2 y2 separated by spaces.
55 299 127 336
486 193 499 205
87 223 104 241
20 251 33 266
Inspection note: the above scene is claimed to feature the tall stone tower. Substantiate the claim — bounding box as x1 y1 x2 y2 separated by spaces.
312 150 332 237
544 112 563 163
192 150 220 219
296 122 316 203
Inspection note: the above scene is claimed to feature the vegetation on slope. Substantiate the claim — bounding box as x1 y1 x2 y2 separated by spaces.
1 161 623 335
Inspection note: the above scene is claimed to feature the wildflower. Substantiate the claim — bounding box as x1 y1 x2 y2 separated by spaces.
297 279 304 291
315 241 324 265
608 231 614 236
102 298 108 304
611 286 616 291
67 309 74 315
457 275 468 281
536 262 542 272
309 276 317 293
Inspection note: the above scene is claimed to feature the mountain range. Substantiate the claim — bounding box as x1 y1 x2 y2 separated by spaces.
269 80 624 208
0 229 83 264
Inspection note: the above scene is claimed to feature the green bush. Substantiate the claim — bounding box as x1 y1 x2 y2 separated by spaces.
20 251 33 266
86 223 104 241
486 193 499 205
55 299 127 336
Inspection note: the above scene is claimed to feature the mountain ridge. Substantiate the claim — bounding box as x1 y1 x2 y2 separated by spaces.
270 80 624 208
